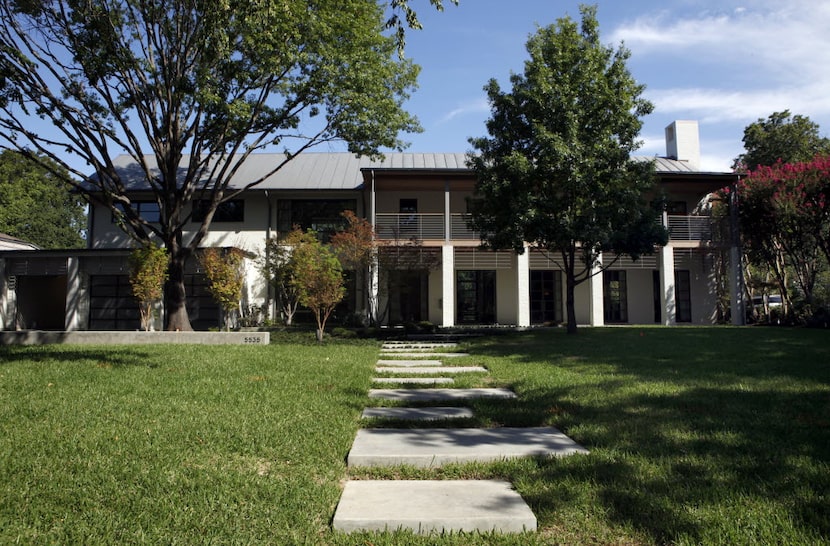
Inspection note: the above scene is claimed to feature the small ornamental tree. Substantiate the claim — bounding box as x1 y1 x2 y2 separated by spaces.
261 228 317 326
198 247 246 331
736 155 830 319
128 245 168 331
290 232 345 342
330 210 379 325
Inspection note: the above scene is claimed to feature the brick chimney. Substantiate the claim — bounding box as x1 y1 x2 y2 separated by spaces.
665 120 700 170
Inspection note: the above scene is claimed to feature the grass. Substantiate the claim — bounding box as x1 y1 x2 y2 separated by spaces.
1 327 828 544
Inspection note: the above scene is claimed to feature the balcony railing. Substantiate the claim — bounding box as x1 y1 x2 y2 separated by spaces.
375 213 444 241
666 214 712 241
374 213 714 242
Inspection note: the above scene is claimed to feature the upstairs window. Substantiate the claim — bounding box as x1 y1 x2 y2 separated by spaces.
277 199 356 241
111 201 160 223
192 199 245 223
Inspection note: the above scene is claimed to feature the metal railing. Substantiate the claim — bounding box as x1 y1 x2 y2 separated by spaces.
666 215 712 241
375 213 444 241
374 213 713 242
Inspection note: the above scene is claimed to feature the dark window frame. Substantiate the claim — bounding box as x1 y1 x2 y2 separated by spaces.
192 199 245 223
111 201 161 224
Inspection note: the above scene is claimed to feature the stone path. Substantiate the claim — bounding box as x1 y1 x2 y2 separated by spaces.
332 339 589 536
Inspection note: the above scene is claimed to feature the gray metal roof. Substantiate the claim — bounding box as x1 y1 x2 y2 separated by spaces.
102 152 727 192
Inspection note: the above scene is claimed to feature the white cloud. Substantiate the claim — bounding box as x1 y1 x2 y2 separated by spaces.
612 1 830 125
436 97 490 125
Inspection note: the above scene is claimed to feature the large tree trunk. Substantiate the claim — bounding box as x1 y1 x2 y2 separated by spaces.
165 244 193 331
565 271 578 334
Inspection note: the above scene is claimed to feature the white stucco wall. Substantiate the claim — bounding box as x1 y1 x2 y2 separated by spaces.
626 269 656 325
496 268 518 325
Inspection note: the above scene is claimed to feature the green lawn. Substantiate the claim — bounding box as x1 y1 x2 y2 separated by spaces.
1 328 828 545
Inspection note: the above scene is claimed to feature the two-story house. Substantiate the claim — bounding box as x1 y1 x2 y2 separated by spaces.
0 121 742 331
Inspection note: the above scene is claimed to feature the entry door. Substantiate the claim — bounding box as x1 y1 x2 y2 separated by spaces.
603 270 628 323
530 270 562 324
388 270 427 323
456 270 496 324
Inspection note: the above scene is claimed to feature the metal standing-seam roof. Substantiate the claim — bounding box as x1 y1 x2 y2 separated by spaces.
99 152 726 192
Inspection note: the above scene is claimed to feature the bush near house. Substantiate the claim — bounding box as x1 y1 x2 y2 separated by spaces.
127 245 168 331
198 247 246 331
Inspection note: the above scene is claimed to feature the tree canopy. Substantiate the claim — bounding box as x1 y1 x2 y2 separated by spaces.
0 0 437 330
0 150 86 249
467 5 666 333
736 156 830 321
734 110 830 171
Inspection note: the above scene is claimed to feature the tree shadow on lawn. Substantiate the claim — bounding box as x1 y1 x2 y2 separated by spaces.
0 346 157 368
470 327 830 385
464 328 830 542
510 381 830 544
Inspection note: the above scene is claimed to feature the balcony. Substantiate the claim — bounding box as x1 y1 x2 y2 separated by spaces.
374 213 715 243
666 214 713 242
375 213 444 241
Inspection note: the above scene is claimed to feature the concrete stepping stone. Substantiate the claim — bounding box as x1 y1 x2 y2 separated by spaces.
376 366 487 374
376 359 443 367
369 387 516 402
372 377 454 385
332 480 536 534
361 407 474 421
382 342 459 349
379 352 470 358
348 427 589 468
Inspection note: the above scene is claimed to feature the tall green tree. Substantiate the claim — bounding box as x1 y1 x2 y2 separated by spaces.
0 150 86 249
467 5 667 334
0 0 439 331
734 110 830 171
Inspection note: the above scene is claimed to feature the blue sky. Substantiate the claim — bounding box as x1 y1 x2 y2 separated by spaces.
392 0 830 171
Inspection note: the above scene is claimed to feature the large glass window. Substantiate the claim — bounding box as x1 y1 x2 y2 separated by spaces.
603 270 628 323
192 199 245 223
111 201 160 223
530 270 562 325
675 270 692 322
277 199 356 240
456 270 496 324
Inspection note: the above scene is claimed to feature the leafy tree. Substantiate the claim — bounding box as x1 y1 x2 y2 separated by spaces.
330 210 379 325
290 232 345 342
467 5 667 334
0 150 86 249
260 228 316 326
198 247 246 331
0 0 442 330
734 111 830 171
736 156 830 320
128 245 169 331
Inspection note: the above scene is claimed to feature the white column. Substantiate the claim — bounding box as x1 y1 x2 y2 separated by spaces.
588 253 604 326
516 248 530 327
659 246 676 326
444 180 451 241
369 254 379 325
441 244 455 327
